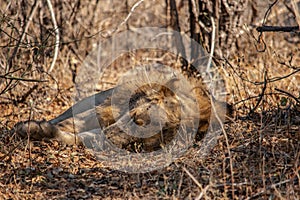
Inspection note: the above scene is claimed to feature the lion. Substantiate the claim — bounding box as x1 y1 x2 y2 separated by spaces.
14 62 232 153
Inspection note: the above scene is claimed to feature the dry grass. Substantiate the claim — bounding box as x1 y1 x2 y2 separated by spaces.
0 0 299 199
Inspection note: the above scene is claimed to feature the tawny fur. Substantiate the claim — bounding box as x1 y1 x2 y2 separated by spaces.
14 63 232 152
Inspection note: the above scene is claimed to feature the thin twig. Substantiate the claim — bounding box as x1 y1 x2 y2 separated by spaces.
275 88 300 104
8 0 40 68
256 0 278 52
248 70 268 116
176 167 184 198
291 0 300 27
181 166 203 189
195 184 210 200
210 98 235 199
224 58 300 86
46 0 60 73
206 16 216 77
102 0 145 37
245 178 295 200
262 0 278 26
0 74 47 82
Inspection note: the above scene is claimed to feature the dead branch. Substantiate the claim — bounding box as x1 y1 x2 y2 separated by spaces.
46 0 60 73
7 0 40 69
292 0 300 27
248 70 268 116
256 25 299 32
0 74 47 82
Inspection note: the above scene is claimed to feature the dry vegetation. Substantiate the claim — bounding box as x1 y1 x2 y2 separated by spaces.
0 0 299 199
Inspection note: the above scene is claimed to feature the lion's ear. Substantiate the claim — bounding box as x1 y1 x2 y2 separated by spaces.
165 77 179 89
163 78 179 96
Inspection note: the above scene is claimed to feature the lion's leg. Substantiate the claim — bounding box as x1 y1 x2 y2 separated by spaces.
14 120 82 145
